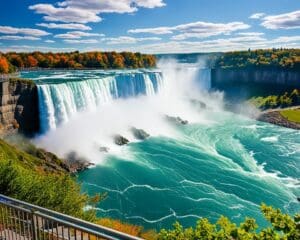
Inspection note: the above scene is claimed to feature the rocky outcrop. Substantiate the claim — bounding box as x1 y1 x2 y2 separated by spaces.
130 127 150 140
114 134 130 146
165 115 188 125
0 79 39 136
211 68 300 99
257 110 300 130
65 151 94 173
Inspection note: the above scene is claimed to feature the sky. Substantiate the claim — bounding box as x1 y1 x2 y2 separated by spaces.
0 0 299 53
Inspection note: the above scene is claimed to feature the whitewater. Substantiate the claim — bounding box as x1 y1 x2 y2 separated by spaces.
20 60 300 230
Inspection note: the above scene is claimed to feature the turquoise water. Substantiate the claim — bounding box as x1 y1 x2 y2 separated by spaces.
21 67 300 230
77 111 300 230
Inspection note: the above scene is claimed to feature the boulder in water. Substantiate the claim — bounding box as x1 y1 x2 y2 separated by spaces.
130 127 150 140
165 115 188 125
114 134 130 146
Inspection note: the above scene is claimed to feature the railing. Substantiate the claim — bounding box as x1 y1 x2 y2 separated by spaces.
0 73 20 82
0 194 143 240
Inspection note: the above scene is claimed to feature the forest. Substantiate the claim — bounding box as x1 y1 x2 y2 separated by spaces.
0 51 157 73
215 48 300 69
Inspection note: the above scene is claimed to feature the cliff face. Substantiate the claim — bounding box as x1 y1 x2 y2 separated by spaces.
211 68 300 99
0 80 39 136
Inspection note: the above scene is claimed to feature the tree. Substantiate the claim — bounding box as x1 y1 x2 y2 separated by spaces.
26 55 38 68
0 56 10 73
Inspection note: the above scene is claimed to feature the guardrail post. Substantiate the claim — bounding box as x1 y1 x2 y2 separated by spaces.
30 210 37 240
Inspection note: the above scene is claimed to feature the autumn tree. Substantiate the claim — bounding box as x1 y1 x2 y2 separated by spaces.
26 55 38 68
0 56 10 73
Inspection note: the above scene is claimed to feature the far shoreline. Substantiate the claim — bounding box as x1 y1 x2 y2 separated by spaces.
257 106 300 130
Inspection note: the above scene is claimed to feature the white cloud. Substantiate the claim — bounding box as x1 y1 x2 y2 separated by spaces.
55 31 104 39
128 27 173 35
37 23 91 30
261 10 300 29
129 21 250 39
100 35 300 54
0 45 75 52
45 40 55 43
0 35 40 40
29 4 101 23
271 35 300 43
0 26 50 36
236 32 265 36
29 0 165 24
102 36 161 44
249 13 265 19
64 39 99 44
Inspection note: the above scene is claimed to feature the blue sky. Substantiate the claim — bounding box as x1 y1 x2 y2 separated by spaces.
0 0 299 53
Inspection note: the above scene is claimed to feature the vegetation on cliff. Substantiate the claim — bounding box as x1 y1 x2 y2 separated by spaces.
158 204 300 240
215 49 300 69
249 89 300 110
0 51 156 73
0 138 99 221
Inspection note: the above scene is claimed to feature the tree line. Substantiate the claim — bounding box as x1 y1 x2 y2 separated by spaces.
250 89 300 110
0 51 157 73
215 48 300 69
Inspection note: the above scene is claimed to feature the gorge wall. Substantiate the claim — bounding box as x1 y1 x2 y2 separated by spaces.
211 68 300 99
0 79 39 136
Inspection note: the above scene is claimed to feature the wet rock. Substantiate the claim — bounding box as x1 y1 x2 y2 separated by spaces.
130 127 150 140
165 115 189 125
114 134 130 146
65 151 94 173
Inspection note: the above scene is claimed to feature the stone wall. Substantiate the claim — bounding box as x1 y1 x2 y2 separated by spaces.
0 80 39 136
211 68 300 99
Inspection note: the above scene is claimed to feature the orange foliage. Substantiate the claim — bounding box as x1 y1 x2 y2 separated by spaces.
97 218 142 236
96 218 157 239
3 51 156 71
0 56 10 73
27 55 38 67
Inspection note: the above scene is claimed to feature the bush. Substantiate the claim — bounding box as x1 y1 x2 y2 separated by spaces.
158 204 300 240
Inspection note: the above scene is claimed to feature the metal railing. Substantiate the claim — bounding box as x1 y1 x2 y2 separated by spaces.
0 73 20 82
0 194 143 240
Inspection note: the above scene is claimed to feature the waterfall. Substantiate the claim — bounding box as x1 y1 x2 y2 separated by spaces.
195 68 211 91
37 72 163 133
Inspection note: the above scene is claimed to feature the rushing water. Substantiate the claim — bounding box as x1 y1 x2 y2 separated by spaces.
21 63 300 230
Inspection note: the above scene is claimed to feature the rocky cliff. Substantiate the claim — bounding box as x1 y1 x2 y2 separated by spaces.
0 79 39 136
211 68 300 99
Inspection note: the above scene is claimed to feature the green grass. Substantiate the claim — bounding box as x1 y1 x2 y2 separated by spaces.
280 109 300 123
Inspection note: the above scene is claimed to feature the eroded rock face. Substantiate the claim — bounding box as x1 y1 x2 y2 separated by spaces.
130 127 150 140
0 80 39 136
65 151 94 173
165 115 189 125
113 134 130 146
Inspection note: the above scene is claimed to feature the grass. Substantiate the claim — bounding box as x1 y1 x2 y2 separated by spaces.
280 109 300 123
